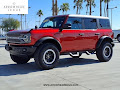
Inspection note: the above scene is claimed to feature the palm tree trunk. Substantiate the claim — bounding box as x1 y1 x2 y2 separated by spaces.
86 6 88 15
107 0 109 17
104 3 106 17
77 0 79 14
77 6 78 14
52 0 54 16
90 0 92 15
100 0 102 16
55 0 57 15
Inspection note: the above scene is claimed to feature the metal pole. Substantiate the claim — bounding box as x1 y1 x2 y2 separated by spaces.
111 9 112 29
25 14 26 29
21 15 22 30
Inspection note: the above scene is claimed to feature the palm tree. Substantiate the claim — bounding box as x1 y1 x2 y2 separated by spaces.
55 0 58 15
52 4 60 15
73 0 83 14
100 0 104 16
104 0 111 17
37 10 43 25
52 0 55 16
52 0 58 16
84 0 96 15
60 3 70 15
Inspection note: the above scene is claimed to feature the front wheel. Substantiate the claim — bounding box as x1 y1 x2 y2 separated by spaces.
34 43 59 70
96 42 113 62
10 55 30 64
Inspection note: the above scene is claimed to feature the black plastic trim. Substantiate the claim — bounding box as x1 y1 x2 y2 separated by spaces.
5 44 37 57
34 37 62 51
96 36 114 49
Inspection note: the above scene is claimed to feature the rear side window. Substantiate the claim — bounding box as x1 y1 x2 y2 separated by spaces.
99 19 111 29
83 18 97 29
66 17 83 29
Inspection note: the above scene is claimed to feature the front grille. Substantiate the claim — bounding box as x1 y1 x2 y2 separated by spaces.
7 32 21 37
6 32 23 44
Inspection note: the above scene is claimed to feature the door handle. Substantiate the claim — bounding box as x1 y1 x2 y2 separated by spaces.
79 33 84 36
95 33 100 35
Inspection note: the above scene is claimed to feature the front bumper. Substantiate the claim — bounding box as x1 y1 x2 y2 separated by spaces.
5 44 37 56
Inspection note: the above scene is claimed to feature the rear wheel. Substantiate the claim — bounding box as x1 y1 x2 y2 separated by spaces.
69 52 82 58
117 35 120 42
96 42 113 62
10 55 30 64
34 43 59 70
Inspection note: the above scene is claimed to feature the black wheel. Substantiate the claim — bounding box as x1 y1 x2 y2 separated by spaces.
117 35 120 42
96 42 113 62
10 55 30 64
34 43 59 70
69 52 82 58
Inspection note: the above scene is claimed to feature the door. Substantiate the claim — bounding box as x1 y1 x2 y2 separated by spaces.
58 17 86 52
76 18 100 50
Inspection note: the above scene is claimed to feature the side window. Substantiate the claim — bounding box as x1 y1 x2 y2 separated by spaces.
44 21 53 27
66 17 83 29
99 19 111 29
84 18 97 29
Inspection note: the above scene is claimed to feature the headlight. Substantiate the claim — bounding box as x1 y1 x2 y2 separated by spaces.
20 33 31 43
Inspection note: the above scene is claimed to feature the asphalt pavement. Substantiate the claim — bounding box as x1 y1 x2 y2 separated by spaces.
0 40 120 90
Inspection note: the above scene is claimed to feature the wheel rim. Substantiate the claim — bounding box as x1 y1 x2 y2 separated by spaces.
43 49 56 65
103 46 111 58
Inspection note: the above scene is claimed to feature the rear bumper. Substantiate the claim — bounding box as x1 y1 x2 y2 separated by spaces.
5 44 36 56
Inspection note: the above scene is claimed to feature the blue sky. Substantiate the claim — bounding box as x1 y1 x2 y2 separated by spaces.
0 0 120 30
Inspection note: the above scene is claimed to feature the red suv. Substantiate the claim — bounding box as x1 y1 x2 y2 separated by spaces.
5 15 114 70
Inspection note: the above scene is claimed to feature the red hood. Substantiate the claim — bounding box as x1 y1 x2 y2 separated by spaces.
9 28 59 33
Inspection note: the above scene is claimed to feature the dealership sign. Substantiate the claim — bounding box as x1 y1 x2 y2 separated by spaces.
0 0 28 14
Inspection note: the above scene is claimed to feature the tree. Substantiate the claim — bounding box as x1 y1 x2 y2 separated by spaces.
100 0 104 16
2 18 20 32
55 0 58 15
52 0 55 16
52 0 58 16
74 0 83 14
104 0 111 17
37 10 43 25
60 3 70 15
52 4 60 15
84 0 96 15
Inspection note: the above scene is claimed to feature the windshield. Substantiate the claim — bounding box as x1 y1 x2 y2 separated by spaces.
40 16 66 28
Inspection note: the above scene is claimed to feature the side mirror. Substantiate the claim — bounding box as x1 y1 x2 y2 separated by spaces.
59 24 72 32
63 24 71 29
35 25 38 29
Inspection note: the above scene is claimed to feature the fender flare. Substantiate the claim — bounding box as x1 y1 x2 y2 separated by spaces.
34 37 62 51
96 36 114 49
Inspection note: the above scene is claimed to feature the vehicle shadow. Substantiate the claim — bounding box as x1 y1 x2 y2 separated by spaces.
58 58 100 68
0 58 100 76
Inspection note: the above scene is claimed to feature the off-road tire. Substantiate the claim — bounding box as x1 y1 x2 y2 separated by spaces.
10 55 30 64
34 43 59 70
96 42 113 62
117 35 120 42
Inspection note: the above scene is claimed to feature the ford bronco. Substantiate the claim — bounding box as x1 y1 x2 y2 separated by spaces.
5 15 114 70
